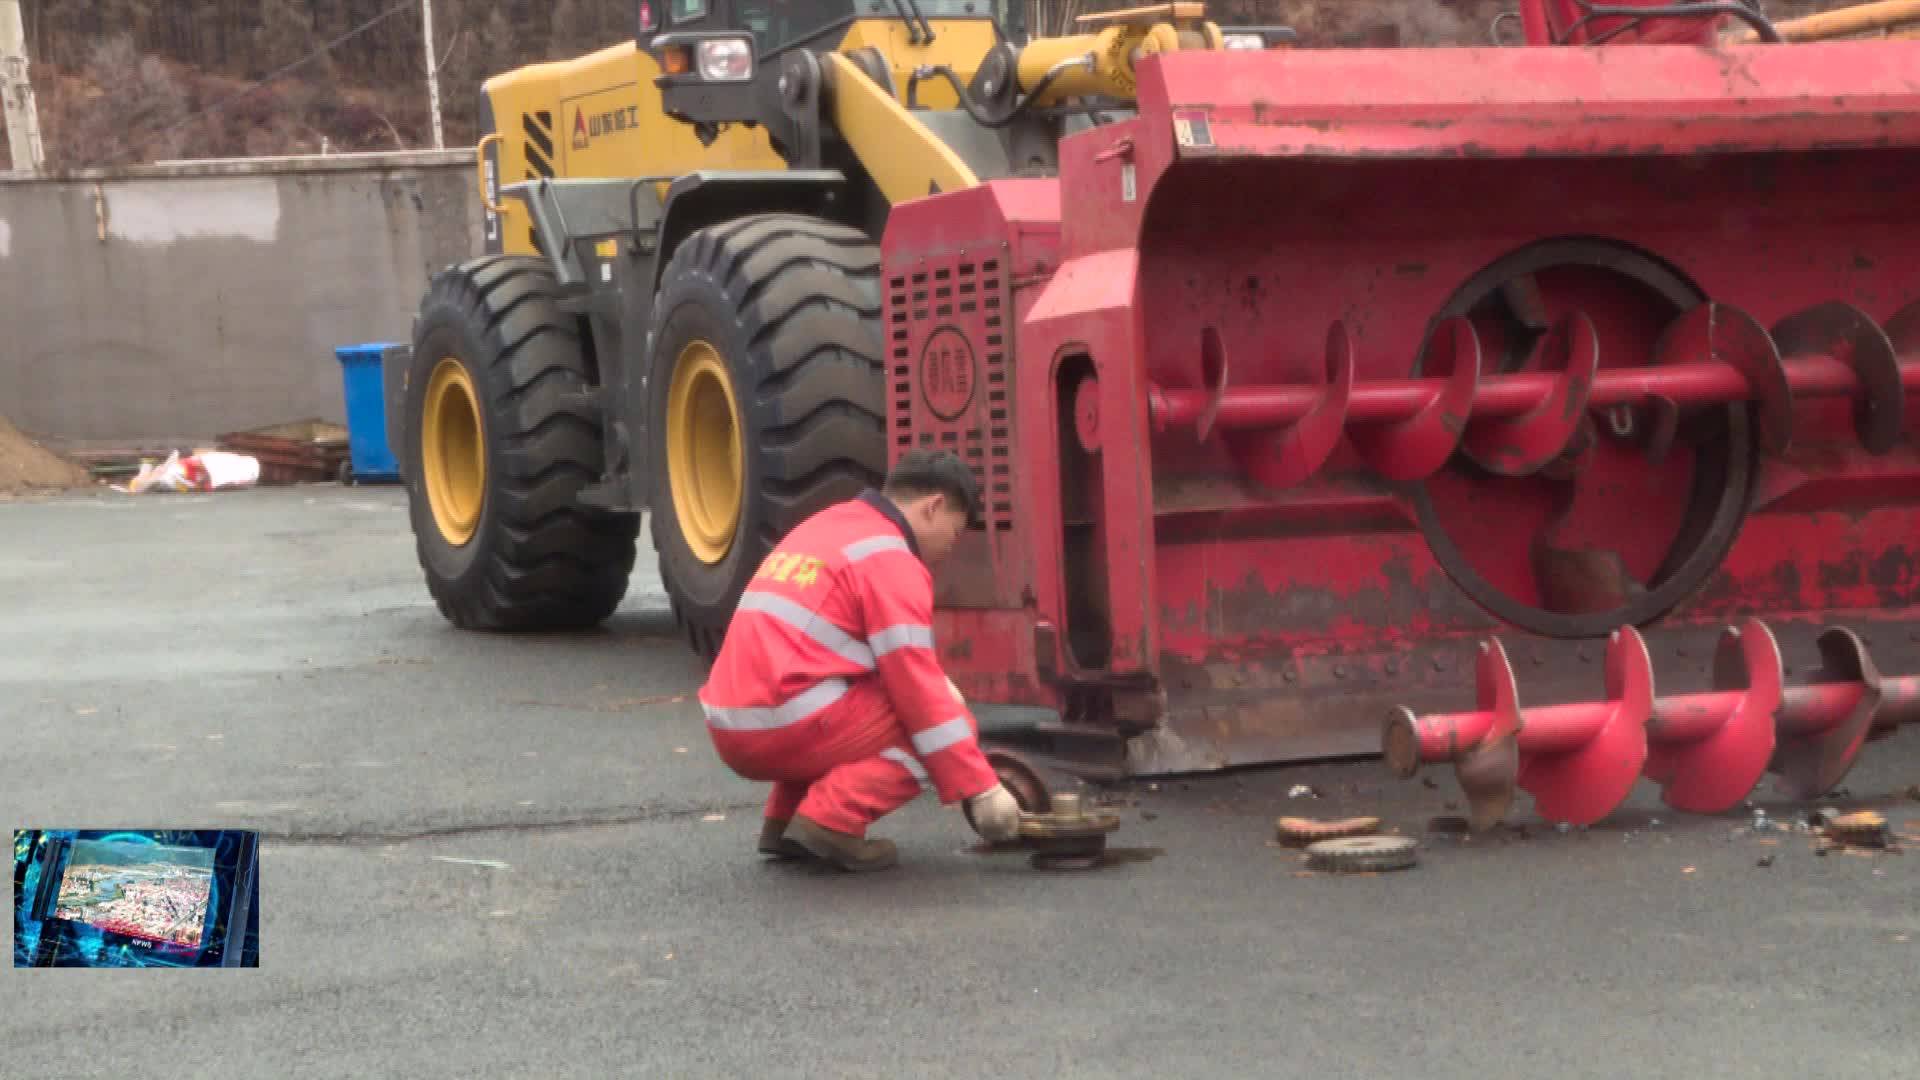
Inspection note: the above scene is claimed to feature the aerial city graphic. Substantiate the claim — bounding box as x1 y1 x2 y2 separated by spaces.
52 841 215 948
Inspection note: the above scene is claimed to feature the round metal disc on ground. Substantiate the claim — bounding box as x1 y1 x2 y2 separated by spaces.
1305 835 1419 873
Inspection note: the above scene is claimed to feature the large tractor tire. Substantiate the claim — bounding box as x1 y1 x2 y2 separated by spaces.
647 214 887 658
406 255 638 630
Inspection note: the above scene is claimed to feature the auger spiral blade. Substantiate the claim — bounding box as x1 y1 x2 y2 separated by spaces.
1457 638 1523 831
1224 322 1354 489
1382 638 1521 831
1651 302 1792 454
1461 311 1599 477
1770 626 1883 801
1772 300 1905 453
1643 618 1781 814
1351 316 1481 482
1514 627 1652 827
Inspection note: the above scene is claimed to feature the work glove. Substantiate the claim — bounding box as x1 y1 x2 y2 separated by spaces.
946 676 964 704
965 782 1022 843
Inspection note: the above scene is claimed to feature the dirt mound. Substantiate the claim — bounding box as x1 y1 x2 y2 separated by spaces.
0 416 94 495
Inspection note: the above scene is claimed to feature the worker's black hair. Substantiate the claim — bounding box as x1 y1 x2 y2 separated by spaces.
883 449 983 526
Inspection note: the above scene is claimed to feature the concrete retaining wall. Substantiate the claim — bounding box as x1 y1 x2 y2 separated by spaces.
0 151 482 444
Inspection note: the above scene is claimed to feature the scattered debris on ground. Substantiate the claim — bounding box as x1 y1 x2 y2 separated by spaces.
115 450 261 493
217 420 350 485
1822 810 1896 851
0 416 94 495
1275 815 1381 847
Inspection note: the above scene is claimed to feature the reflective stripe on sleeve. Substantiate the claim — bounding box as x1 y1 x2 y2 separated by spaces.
910 715 972 755
736 590 875 669
879 747 930 790
701 678 849 732
842 535 911 563
868 622 934 657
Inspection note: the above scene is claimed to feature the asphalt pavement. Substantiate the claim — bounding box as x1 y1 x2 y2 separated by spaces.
3 487 1917 1078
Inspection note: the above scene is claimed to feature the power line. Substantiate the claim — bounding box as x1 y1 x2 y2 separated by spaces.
102 0 418 166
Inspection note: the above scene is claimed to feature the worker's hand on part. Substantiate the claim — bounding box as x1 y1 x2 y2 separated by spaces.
965 783 1022 843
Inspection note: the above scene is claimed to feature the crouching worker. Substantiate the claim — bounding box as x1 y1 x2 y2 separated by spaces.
697 449 1023 871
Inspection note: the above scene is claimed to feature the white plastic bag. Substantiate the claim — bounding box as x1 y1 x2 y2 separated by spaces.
196 451 261 490
116 450 260 494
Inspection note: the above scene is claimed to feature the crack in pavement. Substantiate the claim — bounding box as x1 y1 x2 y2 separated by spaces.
255 798 767 847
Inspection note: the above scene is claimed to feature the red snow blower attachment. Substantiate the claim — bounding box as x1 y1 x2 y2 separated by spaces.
889 17 1920 824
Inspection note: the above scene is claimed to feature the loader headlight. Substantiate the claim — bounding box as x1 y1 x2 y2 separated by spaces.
696 37 754 81
1222 32 1267 50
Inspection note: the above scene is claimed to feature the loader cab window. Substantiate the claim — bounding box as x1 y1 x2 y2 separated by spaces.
735 0 997 55
672 0 709 21
734 0 857 53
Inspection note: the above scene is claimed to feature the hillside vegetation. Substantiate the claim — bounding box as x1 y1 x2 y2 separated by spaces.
1 0 1859 170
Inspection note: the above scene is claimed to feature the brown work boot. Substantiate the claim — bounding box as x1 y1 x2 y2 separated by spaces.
788 815 899 872
757 818 815 861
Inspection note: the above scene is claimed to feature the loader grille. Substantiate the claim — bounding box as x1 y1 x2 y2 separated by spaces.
888 256 1013 531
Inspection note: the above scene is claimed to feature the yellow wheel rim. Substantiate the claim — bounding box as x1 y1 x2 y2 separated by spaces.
666 340 743 565
422 357 486 547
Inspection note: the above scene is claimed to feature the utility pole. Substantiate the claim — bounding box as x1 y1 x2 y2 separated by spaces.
0 0 46 172
422 0 445 150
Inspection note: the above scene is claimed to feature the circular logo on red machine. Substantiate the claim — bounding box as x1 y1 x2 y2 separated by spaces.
920 327 977 421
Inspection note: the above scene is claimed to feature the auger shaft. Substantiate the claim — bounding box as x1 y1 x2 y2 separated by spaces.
1654 672 1920 738
1387 619 1920 828
1149 298 1920 484
1150 345 1896 433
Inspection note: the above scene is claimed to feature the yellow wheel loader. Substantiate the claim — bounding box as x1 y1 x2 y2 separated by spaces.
394 0 1257 648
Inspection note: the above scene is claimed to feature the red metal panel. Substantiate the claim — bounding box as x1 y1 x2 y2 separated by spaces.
1133 144 1920 661
882 181 1067 708
1131 43 1920 163
879 42 1920 779
881 180 1062 611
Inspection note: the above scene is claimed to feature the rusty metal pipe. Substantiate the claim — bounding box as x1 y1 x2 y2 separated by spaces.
1775 681 1869 736
1779 672 1920 733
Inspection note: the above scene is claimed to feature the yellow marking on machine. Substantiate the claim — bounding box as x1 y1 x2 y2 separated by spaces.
822 52 980 204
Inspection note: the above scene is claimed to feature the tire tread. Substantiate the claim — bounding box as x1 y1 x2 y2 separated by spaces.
409 256 638 631
648 215 886 659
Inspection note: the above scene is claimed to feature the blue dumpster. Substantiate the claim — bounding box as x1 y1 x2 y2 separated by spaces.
335 343 403 484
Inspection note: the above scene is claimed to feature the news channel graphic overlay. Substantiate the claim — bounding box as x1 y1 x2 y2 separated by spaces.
14 830 259 968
